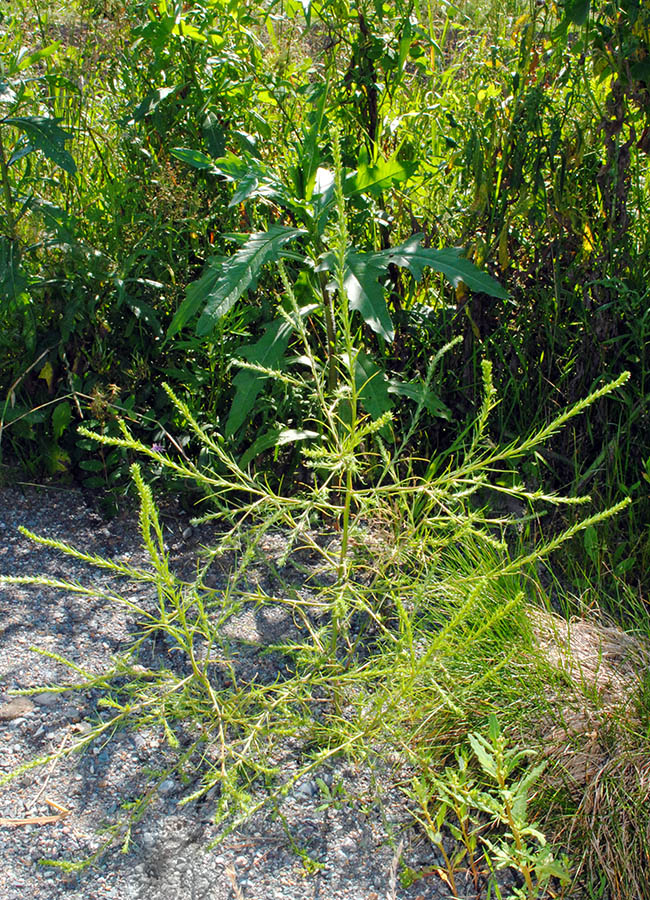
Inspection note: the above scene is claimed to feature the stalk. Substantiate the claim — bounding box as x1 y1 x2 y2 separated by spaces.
0 128 16 239
495 751 536 898
318 268 338 393
328 126 360 658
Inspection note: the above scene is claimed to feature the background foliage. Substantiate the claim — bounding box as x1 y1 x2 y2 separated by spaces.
0 0 647 570
1 0 650 895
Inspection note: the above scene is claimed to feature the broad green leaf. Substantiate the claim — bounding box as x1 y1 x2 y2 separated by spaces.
240 427 319 467
387 379 451 420
166 255 228 339
225 318 294 438
194 151 250 180
299 83 329 195
345 251 394 342
174 150 290 208
202 110 226 158
16 42 61 71
8 136 34 167
511 761 547 821
344 250 395 342
487 713 500 741
299 0 312 23
44 443 70 474
317 250 394 341
309 167 335 232
346 155 418 196
378 235 509 299
631 59 650 85
32 198 76 244
38 361 54 391
196 227 305 336
276 427 320 446
468 733 497 778
354 351 393 431
563 0 590 25
83 475 106 488
172 20 207 42
4 116 76 174
52 400 72 440
232 131 259 156
311 167 334 203
79 458 105 472
223 159 288 207
170 147 218 172
129 86 178 123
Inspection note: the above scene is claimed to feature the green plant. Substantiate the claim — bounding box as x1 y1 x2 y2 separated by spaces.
407 715 570 899
0 165 631 883
1 3 647 891
169 124 508 451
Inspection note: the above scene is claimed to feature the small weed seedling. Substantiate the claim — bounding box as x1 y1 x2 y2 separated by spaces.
407 715 570 899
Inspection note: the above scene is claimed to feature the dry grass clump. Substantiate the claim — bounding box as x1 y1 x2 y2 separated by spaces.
530 608 650 898
574 750 650 900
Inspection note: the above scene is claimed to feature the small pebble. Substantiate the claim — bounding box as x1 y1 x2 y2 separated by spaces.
32 692 59 708
140 831 156 850
158 778 176 796
0 697 35 719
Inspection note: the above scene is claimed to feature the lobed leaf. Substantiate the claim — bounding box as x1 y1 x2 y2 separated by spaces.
354 350 393 431
167 227 305 339
4 115 76 174
377 235 509 299
225 318 294 438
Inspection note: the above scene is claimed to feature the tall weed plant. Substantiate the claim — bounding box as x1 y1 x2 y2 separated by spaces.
0 139 631 896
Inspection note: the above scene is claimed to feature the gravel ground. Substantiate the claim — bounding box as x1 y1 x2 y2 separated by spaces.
0 483 511 900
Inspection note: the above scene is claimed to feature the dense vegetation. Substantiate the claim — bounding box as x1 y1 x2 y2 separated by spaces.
1 0 649 896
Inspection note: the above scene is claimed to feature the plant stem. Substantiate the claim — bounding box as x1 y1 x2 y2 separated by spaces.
318 270 338 393
495 753 536 898
0 129 16 239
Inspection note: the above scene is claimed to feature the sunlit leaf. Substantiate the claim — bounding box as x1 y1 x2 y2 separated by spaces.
16 42 60 71
196 226 305 335
4 115 76 174
346 155 417 196
172 20 207 42
378 235 509 299
129 86 179 123
225 318 294 437
38 361 54 391
202 110 226 158
170 147 218 172
239 427 319 467
317 249 394 341
354 351 393 431
168 226 304 339
52 401 72 440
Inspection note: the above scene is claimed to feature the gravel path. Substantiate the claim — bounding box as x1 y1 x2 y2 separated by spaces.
0 484 466 900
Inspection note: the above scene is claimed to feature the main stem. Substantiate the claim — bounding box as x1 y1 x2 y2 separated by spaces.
496 756 535 898
0 129 16 239
318 269 338 393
